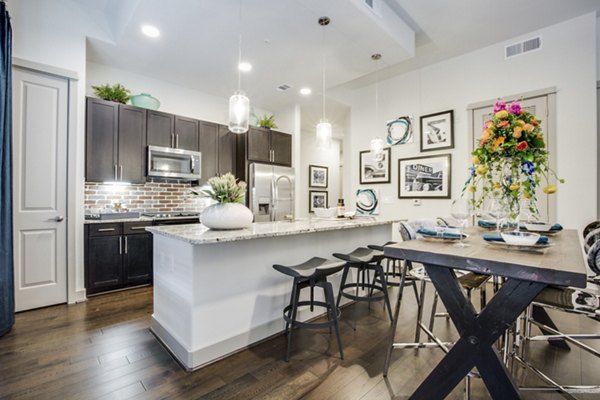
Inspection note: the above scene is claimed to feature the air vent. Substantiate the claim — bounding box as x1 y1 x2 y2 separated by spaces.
505 36 542 59
276 84 292 92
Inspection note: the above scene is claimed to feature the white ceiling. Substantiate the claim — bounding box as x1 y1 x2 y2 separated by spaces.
81 0 600 130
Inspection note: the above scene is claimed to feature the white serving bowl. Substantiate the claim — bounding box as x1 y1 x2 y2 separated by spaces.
313 207 337 218
524 222 553 232
501 231 540 246
344 211 356 218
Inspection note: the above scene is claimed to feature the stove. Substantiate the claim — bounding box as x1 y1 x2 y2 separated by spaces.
142 212 200 225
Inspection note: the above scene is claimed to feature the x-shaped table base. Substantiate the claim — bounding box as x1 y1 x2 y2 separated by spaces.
409 264 546 399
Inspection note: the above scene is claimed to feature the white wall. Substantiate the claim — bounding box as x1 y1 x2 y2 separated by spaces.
87 62 273 127
299 133 341 217
597 15 600 81
346 13 598 230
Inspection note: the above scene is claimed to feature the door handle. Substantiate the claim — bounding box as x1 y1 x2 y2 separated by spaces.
119 165 123 181
119 236 123 255
54 216 64 222
114 164 118 180
124 236 128 254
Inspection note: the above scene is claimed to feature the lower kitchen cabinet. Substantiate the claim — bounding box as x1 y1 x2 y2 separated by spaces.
85 222 153 295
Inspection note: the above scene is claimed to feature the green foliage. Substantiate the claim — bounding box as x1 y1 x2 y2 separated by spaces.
92 83 131 104
190 173 247 204
256 114 278 129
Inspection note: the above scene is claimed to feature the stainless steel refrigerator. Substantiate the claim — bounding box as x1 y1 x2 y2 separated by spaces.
248 163 295 222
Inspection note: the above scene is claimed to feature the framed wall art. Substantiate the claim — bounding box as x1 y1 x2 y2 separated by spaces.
356 188 380 215
398 154 451 199
309 190 328 212
420 110 454 152
309 165 328 188
359 147 391 184
386 116 413 145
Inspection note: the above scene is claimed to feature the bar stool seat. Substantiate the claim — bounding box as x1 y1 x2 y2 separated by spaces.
334 247 393 327
273 257 345 362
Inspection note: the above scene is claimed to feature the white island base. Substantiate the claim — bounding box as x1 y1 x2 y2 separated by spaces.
147 218 396 370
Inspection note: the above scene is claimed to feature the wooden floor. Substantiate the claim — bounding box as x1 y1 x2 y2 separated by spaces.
0 285 598 400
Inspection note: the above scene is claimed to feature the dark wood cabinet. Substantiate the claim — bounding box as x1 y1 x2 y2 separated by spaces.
85 98 146 184
85 98 118 183
85 222 153 295
271 131 292 166
218 125 237 175
247 127 271 163
199 121 218 184
147 111 199 151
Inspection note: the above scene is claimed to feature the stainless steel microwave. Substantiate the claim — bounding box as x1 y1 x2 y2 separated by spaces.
147 145 201 180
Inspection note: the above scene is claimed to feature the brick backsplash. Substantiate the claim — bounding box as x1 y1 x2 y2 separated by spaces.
84 181 209 214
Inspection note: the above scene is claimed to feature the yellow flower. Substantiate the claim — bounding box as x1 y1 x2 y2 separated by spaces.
476 165 488 175
472 155 480 164
490 136 505 151
509 183 520 191
516 120 526 126
542 184 557 194
512 126 523 139
524 192 532 199
523 123 534 133
468 185 477 193
493 182 501 189
495 110 509 119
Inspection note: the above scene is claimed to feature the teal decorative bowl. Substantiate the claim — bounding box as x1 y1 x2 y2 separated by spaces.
130 93 160 110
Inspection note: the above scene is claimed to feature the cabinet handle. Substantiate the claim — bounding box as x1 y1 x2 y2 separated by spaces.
119 165 123 181
125 236 128 254
272 149 275 162
175 134 179 148
171 133 175 148
119 236 123 255
114 164 117 180
97 228 115 232
130 227 147 230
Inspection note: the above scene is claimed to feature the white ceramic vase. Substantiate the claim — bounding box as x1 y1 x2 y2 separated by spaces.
200 202 253 230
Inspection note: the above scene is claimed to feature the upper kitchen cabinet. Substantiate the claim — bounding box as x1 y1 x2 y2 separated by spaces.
85 98 146 184
147 110 199 151
244 127 292 167
218 125 237 175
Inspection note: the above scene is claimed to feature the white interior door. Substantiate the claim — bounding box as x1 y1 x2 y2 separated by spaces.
12 67 68 311
471 96 554 222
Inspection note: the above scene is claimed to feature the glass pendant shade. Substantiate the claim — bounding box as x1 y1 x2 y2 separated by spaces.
370 136 385 159
316 118 332 148
228 91 249 134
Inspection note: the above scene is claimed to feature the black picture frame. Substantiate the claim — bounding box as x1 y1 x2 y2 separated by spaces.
309 190 328 212
398 153 452 199
420 110 454 152
359 147 391 184
309 165 328 188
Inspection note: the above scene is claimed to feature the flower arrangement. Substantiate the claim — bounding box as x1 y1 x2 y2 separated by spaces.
464 99 563 218
191 173 247 204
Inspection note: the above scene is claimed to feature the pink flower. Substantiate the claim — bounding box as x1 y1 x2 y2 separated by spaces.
508 101 521 115
493 99 507 113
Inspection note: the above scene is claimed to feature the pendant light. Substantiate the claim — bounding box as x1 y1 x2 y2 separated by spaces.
316 16 332 149
228 0 249 134
370 53 385 160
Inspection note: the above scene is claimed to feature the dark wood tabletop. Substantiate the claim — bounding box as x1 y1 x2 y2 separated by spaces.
384 228 587 288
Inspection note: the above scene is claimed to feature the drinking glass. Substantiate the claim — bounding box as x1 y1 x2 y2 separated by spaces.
451 198 472 247
484 198 507 234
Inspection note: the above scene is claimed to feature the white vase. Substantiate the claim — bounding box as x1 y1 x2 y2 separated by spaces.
200 202 254 230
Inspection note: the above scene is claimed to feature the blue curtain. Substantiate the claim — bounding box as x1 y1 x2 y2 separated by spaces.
0 1 13 337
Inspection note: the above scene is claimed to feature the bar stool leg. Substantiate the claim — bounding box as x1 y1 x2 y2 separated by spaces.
336 264 350 309
285 281 298 336
415 280 427 345
375 262 393 323
286 279 301 362
429 292 439 332
354 265 361 331
324 281 344 360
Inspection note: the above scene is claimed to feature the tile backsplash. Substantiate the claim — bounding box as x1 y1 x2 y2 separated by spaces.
84 181 212 214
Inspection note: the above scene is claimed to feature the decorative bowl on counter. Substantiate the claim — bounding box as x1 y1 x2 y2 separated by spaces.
201 202 253 230
130 93 160 110
313 207 337 218
501 231 540 246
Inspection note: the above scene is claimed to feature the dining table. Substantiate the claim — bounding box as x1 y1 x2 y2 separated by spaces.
383 227 587 399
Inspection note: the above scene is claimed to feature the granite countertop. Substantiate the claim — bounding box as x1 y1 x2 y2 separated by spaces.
146 217 399 245
84 216 154 224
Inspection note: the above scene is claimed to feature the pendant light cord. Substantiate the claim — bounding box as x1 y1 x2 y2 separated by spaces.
237 0 242 92
321 24 326 120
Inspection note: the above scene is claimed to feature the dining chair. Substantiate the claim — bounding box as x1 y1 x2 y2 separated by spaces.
583 220 600 239
583 227 600 253
513 239 600 397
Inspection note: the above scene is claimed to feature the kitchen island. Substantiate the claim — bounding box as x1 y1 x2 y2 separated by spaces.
146 217 398 370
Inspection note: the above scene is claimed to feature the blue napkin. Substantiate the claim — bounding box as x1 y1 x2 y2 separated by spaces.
483 233 549 245
478 220 498 228
417 228 463 239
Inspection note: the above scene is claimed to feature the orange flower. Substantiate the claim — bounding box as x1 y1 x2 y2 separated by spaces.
523 123 534 133
532 118 539 126
490 136 505 151
497 120 510 128
512 126 523 138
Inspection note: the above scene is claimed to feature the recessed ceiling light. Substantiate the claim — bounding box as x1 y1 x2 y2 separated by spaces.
300 88 312 96
141 25 160 38
238 62 252 72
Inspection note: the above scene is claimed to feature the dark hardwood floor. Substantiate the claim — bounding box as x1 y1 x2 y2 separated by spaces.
0 285 598 399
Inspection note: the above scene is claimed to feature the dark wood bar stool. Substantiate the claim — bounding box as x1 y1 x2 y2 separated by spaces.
273 257 345 362
334 247 394 329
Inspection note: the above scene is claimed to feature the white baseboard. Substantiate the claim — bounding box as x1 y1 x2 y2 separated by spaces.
74 289 87 303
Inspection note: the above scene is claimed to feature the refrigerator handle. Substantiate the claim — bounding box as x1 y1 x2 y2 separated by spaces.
270 177 276 221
